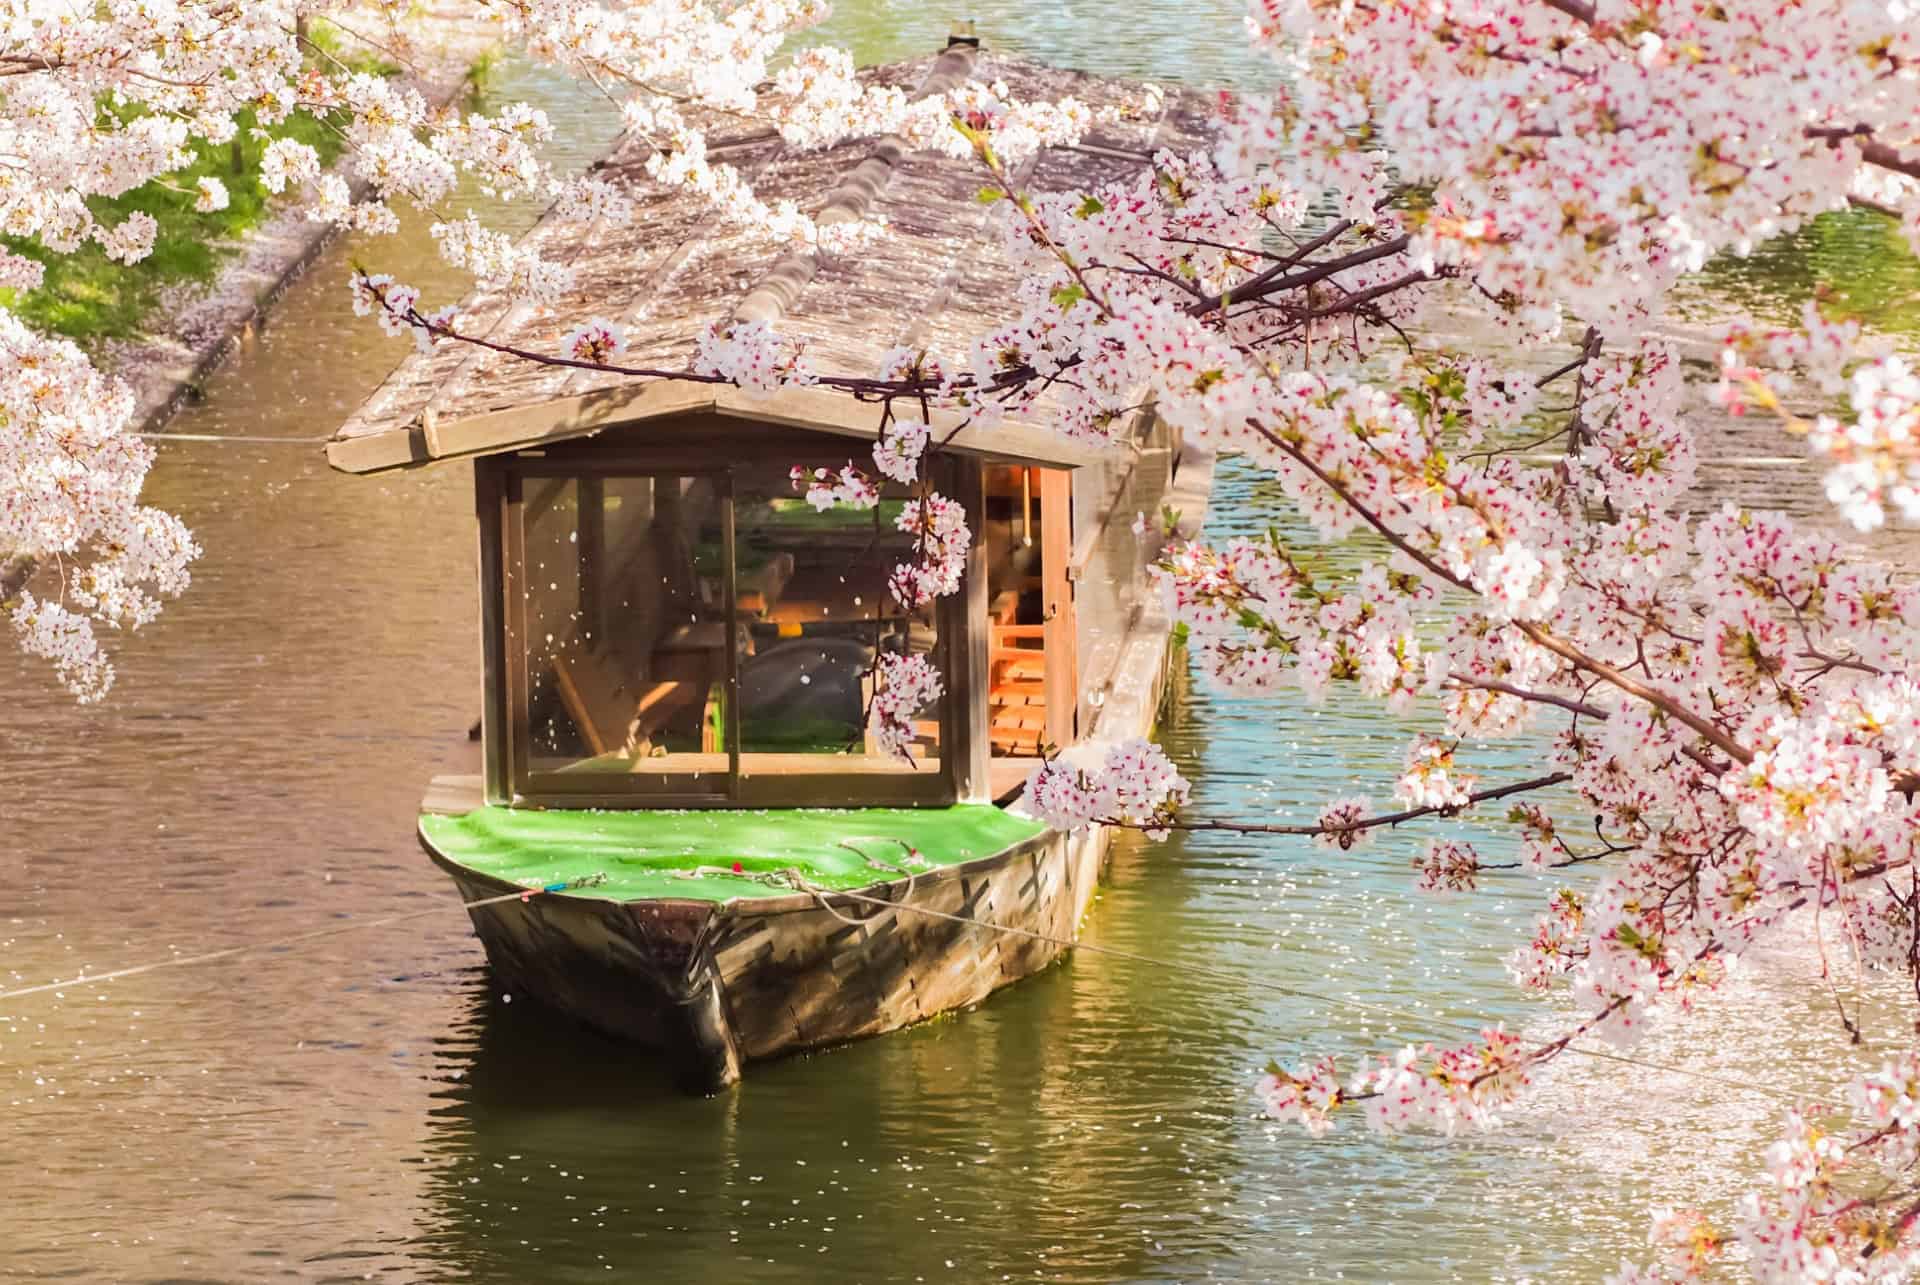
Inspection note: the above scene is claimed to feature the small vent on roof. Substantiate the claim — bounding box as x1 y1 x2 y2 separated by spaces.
947 19 979 48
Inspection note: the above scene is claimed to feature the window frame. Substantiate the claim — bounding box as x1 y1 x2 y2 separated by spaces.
480 441 972 810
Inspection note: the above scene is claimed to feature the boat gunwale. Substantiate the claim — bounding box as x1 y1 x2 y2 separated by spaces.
416 814 1062 920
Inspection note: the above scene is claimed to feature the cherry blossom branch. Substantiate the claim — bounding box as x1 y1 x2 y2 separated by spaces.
1450 677 1608 720
1190 235 1412 316
1535 0 1599 25
1512 622 1755 766
1096 771 1571 837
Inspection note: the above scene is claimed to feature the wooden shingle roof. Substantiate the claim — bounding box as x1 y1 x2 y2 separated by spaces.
326 42 1219 475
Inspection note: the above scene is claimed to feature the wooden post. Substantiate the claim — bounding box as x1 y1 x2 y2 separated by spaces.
475 459 512 805
500 467 532 798
950 460 992 801
1040 469 1077 749
720 472 740 783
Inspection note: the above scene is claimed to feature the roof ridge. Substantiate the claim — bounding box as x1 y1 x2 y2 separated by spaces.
729 41 981 328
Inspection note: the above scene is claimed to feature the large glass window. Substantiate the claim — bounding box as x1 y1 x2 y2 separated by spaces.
520 473 732 793
504 454 953 805
731 461 942 778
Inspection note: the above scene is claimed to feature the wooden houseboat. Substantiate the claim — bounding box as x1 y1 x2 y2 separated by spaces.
325 39 1217 1090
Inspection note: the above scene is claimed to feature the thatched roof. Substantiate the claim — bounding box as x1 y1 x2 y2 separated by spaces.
326 41 1219 475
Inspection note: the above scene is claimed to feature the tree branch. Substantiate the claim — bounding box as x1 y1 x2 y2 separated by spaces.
1188 235 1411 316
1452 677 1609 720
1514 622 1755 766
1537 0 1598 24
1100 772 1572 837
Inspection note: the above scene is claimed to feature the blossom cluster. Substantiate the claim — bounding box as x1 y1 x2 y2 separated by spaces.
1025 738 1190 839
693 319 814 396
889 493 969 610
1606 1051 1920 1282
0 312 198 699
1258 1027 1532 1140
791 463 879 513
867 650 943 762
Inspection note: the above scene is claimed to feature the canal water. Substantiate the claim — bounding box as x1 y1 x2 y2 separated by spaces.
5 4 1919 1281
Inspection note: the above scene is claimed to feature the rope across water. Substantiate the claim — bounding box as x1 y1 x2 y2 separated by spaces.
0 875 605 1003
0 864 1806 1106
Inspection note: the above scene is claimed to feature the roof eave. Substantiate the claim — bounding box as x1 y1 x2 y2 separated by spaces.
326 381 1105 475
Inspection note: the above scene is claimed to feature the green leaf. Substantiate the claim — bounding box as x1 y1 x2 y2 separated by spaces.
1050 282 1087 311
976 186 1005 204
1074 194 1105 218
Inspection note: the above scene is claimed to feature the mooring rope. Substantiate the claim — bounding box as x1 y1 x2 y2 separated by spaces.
0 862 1814 1106
133 432 335 444
0 875 606 1004
785 876 1817 1105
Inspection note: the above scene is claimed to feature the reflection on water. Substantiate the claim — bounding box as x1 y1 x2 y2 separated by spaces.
1692 208 1920 338
3 10 1918 1283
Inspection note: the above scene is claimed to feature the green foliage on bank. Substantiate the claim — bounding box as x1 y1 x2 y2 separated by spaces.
0 111 349 343
0 30 403 345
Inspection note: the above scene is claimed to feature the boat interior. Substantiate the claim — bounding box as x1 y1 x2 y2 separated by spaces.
456 405 1175 810
490 428 1092 811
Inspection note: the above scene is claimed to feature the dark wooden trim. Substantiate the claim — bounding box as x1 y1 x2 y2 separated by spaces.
736 770 955 808
951 459 991 801
505 778 956 810
511 450 736 477
476 459 513 805
524 768 731 799
502 467 533 792
720 471 742 796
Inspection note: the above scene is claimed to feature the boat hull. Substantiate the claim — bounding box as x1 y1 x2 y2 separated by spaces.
424 822 1106 1092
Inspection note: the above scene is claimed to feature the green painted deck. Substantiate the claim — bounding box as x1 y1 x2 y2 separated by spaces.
419 805 1050 903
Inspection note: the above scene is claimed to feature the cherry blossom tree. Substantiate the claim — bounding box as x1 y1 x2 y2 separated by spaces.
9 0 1920 1277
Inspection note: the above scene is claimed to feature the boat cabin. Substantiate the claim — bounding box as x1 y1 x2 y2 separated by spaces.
340 387 1183 811
326 39 1212 816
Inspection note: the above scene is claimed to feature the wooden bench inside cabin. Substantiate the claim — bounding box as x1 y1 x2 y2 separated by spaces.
552 621 728 757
